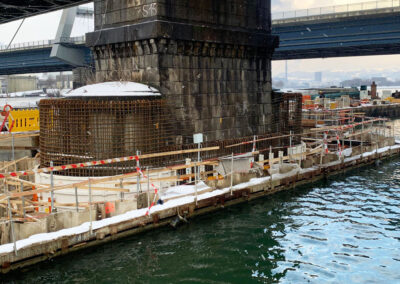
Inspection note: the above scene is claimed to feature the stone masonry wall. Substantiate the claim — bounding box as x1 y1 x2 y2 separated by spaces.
94 0 271 31
88 0 279 144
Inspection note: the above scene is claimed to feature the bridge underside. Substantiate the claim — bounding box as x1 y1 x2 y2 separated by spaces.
273 12 400 60
0 46 92 75
0 0 90 24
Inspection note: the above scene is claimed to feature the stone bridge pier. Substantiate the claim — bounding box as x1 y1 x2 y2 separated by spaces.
86 0 279 143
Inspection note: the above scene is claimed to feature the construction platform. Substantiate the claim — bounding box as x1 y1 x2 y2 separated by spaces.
0 109 397 272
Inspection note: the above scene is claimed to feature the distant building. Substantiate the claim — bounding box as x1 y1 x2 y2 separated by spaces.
314 72 322 82
38 72 73 90
7 75 37 93
56 73 73 89
0 76 6 93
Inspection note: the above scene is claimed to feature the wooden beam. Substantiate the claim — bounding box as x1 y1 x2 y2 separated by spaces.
168 160 219 170
0 146 37 150
0 133 39 141
139 146 220 159
7 177 47 189
0 156 29 171
77 186 130 193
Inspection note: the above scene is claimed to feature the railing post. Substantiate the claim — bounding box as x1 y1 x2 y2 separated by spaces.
361 117 364 155
147 167 150 207
185 158 192 182
8 197 17 255
119 178 124 201
269 147 274 169
11 133 15 162
74 186 79 212
230 153 234 196
20 181 25 218
194 163 198 205
279 151 284 166
136 150 141 194
289 131 293 162
50 161 55 213
88 178 93 235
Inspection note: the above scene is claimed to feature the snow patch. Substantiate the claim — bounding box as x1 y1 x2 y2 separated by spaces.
64 82 161 97
0 97 42 109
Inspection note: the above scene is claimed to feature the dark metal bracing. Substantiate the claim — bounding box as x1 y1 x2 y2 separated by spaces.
0 0 90 24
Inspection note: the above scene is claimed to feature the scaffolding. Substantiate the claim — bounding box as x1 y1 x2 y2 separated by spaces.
39 93 303 177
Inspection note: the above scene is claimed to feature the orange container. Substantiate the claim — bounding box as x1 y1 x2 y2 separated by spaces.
302 95 311 103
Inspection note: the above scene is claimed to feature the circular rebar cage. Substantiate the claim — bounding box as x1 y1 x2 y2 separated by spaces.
39 98 178 176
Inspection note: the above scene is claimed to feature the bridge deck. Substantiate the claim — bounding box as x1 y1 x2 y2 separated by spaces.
273 10 400 60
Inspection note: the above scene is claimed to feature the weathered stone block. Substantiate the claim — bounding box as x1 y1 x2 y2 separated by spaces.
88 0 279 144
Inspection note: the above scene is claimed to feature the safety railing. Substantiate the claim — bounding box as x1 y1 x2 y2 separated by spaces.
0 36 86 52
272 0 400 20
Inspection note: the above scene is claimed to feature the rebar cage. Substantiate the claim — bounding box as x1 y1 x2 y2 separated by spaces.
281 93 303 145
39 93 302 177
39 98 179 176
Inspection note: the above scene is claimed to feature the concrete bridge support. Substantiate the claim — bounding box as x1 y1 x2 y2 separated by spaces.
86 0 279 143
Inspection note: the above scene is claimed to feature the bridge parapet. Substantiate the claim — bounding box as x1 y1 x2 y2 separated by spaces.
273 0 400 24
0 36 86 53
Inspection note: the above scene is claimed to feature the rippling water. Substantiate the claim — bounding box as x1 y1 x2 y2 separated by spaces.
3 158 400 283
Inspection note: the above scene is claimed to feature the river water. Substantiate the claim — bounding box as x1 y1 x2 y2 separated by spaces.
2 156 400 283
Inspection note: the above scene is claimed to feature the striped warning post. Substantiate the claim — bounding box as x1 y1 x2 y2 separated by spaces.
135 156 159 216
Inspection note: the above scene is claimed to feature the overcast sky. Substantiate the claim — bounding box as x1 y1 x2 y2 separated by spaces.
0 0 399 79
271 0 400 79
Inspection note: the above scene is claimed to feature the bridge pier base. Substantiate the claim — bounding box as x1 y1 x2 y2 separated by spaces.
86 0 279 143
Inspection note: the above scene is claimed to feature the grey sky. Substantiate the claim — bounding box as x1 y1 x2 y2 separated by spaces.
0 0 398 79
271 0 400 79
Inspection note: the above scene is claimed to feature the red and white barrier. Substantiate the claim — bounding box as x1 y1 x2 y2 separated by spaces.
336 133 342 157
0 155 141 179
135 156 159 216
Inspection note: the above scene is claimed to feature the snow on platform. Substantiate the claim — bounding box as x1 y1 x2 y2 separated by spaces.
64 82 161 98
1 144 400 255
0 97 42 109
